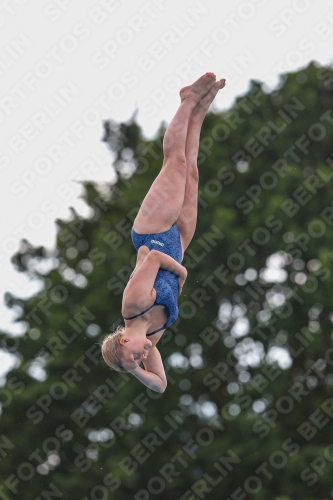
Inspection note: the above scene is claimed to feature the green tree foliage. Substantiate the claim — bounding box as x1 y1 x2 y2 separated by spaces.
1 62 333 499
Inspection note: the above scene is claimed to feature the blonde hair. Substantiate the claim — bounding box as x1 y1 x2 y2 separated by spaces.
101 325 128 372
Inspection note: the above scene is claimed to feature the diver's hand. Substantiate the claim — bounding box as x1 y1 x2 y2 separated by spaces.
178 266 187 295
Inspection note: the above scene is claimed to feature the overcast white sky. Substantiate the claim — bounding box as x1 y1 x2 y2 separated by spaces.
1 0 333 373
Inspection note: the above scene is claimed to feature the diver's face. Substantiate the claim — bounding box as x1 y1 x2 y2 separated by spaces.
121 337 152 371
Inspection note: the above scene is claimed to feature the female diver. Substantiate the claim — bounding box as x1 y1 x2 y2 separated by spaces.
101 73 226 392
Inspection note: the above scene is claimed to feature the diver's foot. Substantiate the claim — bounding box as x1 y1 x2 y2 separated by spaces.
192 79 226 117
179 72 216 103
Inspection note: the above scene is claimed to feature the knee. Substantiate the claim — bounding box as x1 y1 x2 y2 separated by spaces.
163 153 187 170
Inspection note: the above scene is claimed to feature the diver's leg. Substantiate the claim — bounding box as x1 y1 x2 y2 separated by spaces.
176 79 226 251
133 73 216 234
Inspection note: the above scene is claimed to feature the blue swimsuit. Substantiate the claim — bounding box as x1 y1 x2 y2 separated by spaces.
122 224 182 336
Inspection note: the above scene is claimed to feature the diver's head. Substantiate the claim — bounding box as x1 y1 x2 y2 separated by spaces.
101 325 152 372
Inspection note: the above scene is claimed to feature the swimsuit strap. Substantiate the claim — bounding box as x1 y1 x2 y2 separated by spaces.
123 306 167 336
146 324 167 336
122 304 155 321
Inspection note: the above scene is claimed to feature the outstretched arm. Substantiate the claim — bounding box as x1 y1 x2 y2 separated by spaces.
129 346 167 393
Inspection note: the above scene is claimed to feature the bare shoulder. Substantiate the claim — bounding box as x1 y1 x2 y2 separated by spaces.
122 283 156 317
121 248 160 317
